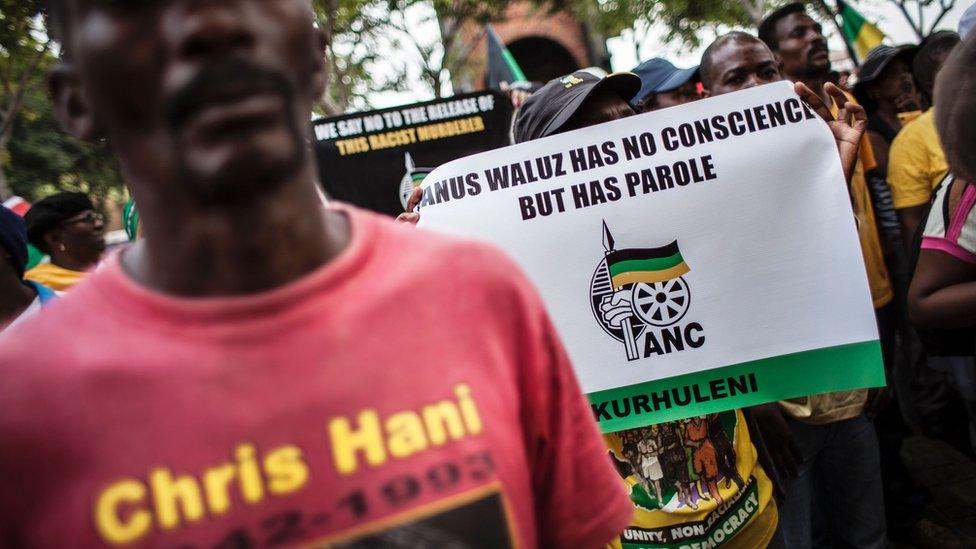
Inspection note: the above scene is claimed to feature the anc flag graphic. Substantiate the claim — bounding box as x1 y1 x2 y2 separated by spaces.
837 0 885 61
606 241 689 287
403 152 433 188
411 171 430 185
400 152 434 209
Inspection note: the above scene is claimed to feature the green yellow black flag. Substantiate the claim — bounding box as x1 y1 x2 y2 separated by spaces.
606 241 690 287
837 0 886 61
486 24 527 90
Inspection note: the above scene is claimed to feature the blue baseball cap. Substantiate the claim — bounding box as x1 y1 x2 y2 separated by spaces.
631 58 699 106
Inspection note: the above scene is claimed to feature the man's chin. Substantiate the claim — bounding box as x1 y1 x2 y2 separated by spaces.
179 143 304 203
809 57 831 75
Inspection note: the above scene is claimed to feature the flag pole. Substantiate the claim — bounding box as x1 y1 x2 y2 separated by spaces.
819 0 861 67
603 221 639 361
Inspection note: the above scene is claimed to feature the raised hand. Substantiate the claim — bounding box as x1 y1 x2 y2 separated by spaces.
500 81 532 109
600 290 634 328
794 81 867 186
395 186 423 225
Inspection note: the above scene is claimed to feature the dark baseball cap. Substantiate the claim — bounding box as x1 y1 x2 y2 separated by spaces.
631 58 699 106
513 71 641 143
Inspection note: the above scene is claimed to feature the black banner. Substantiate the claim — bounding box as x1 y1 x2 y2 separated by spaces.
312 91 514 216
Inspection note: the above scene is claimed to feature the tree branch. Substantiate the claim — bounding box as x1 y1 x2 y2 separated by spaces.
0 40 49 147
892 0 924 38
927 0 955 32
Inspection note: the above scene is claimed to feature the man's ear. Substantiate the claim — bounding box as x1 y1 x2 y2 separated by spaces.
310 28 328 101
48 64 101 142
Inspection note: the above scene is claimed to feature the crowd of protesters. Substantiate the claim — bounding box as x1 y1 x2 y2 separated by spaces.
0 0 974 547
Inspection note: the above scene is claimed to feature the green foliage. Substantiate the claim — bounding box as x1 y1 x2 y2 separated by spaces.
313 0 396 112
586 0 757 47
312 0 514 110
6 65 123 203
0 0 123 204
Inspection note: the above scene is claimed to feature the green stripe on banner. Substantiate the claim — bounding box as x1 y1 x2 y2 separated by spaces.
588 340 884 433
609 254 685 277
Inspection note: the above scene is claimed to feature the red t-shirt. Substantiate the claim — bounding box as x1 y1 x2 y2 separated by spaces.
0 207 631 548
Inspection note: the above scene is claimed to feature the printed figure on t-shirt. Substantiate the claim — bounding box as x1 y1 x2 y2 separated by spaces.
658 420 703 509
685 416 723 505
619 425 666 503
608 414 750 511
710 413 745 491
637 427 665 503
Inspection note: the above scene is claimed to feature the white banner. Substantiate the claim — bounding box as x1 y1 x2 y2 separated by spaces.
417 82 884 430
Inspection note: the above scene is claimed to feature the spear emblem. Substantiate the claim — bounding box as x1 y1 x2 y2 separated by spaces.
603 221 639 360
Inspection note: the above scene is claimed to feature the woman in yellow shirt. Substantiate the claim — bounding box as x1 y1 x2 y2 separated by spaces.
23 192 105 292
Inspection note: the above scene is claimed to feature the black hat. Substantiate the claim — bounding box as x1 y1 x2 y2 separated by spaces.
0 205 28 279
513 71 641 143
631 58 699 107
24 192 94 250
758 2 807 49
856 44 918 84
852 44 918 106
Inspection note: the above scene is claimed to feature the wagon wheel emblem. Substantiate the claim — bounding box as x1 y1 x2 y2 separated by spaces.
632 278 691 327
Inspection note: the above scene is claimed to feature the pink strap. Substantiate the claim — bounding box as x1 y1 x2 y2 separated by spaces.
946 183 976 242
922 236 976 264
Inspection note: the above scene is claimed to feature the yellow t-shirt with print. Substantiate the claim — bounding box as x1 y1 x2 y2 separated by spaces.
605 410 776 549
888 109 948 209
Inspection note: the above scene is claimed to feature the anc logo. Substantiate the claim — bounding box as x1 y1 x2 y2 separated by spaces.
591 221 704 361
399 152 433 210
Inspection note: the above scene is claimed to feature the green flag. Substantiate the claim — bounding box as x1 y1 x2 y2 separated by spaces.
486 24 527 89
837 0 886 61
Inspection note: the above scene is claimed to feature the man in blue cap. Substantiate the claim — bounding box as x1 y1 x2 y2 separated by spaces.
0 205 56 333
630 58 700 112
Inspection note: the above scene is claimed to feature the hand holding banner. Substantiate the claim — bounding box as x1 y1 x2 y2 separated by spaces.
417 82 885 432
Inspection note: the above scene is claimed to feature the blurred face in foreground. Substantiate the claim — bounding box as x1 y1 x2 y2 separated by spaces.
51 0 327 206
704 38 783 97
